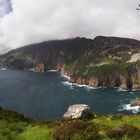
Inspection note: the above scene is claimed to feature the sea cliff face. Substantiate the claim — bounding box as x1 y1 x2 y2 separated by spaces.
0 36 140 90
62 63 140 90
131 63 140 89
35 63 45 72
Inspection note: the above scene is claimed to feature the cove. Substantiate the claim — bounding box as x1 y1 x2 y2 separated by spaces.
0 70 140 120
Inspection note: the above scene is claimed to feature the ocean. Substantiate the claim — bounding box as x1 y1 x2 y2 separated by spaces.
0 70 140 120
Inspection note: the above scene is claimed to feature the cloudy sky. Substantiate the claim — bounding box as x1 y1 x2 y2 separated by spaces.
0 0 140 54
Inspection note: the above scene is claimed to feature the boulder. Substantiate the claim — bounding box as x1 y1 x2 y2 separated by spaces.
63 104 91 119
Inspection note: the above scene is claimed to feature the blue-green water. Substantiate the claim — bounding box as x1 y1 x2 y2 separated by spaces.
0 70 140 120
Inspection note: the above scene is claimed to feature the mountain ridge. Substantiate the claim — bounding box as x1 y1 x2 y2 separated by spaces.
1 35 140 56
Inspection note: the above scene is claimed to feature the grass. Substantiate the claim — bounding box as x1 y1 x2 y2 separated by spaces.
0 108 140 140
0 122 53 140
17 125 52 140
13 52 26 60
90 114 140 129
64 59 134 80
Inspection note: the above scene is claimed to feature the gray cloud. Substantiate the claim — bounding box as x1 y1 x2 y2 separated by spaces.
0 0 140 54
0 0 9 17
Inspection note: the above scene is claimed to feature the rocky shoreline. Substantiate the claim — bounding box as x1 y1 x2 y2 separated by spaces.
1 66 140 91
0 36 140 90
61 69 140 91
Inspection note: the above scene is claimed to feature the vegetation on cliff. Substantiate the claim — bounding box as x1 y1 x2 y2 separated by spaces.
0 107 140 140
0 36 140 89
64 59 140 89
64 58 134 77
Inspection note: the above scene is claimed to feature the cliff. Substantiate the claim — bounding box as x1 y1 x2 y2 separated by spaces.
0 36 140 90
63 62 140 90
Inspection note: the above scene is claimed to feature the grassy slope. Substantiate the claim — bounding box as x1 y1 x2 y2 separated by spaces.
64 57 136 79
0 107 53 140
0 108 140 140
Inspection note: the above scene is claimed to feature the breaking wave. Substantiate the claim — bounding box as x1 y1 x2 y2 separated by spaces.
119 103 140 114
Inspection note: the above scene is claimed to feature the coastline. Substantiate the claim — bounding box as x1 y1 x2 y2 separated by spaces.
61 72 140 114
61 73 103 90
1 68 140 91
61 72 140 92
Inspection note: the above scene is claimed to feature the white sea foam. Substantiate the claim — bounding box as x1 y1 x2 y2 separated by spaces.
72 83 103 90
62 81 74 89
62 79 103 90
61 74 106 90
62 81 94 90
0 68 7 71
62 81 72 86
132 89 140 91
73 83 94 89
60 74 71 80
117 87 140 93
117 87 128 92
119 103 140 114
130 92 134 94
60 74 139 91
48 70 57 72
29 68 35 72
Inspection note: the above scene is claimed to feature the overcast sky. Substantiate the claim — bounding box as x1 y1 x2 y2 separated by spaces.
0 0 140 54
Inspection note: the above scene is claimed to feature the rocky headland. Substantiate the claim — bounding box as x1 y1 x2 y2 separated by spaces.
0 36 140 90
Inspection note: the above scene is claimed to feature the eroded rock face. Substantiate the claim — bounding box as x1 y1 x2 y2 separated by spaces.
131 64 140 89
89 77 99 87
119 75 128 90
35 63 45 72
63 104 91 119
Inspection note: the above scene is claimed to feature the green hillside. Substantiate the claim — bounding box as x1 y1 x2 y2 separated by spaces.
0 107 140 140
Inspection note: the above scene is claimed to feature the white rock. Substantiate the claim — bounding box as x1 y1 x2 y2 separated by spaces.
63 104 91 119
129 53 140 62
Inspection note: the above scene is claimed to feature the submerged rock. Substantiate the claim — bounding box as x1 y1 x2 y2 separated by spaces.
63 104 91 119
130 98 140 107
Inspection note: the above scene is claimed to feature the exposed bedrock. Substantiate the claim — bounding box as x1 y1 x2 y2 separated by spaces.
35 63 45 72
131 64 140 89
62 64 140 90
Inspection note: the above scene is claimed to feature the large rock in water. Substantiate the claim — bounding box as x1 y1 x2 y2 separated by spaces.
130 98 140 107
63 104 91 119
